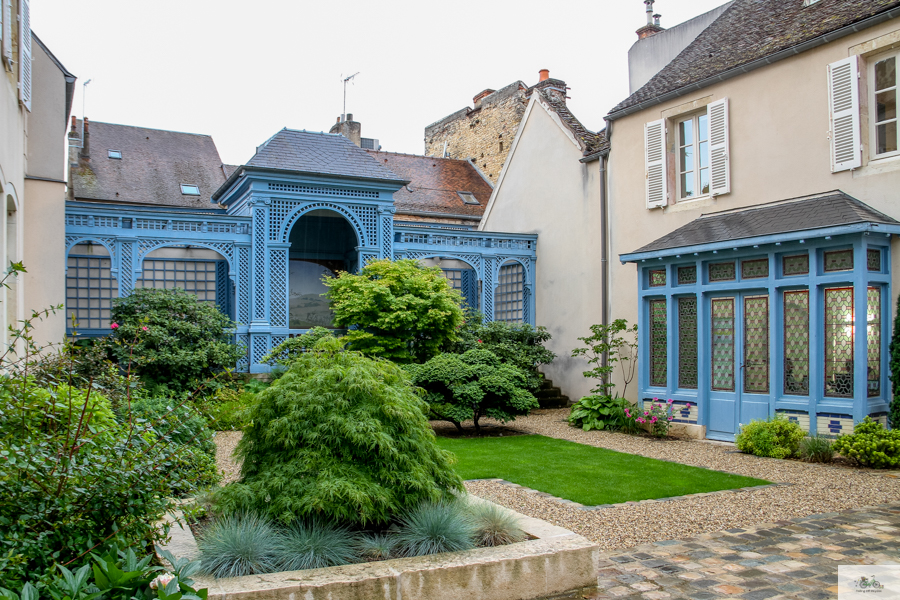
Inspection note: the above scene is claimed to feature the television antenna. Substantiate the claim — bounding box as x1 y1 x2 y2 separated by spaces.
341 72 359 120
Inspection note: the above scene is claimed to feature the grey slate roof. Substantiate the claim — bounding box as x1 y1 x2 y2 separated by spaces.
70 120 229 208
535 90 608 156
610 0 900 116
626 191 900 256
245 129 406 183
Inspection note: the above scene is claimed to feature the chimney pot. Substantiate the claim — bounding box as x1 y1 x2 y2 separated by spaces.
336 117 341 123
653 13 661 26
347 113 354 122
539 69 550 82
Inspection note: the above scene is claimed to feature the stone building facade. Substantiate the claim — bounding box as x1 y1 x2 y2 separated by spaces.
424 71 569 184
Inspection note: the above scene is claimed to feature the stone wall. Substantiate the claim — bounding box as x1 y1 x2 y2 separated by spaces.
424 82 528 184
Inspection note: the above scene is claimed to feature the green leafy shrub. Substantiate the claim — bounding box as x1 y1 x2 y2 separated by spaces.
468 502 525 547
735 415 806 459
568 395 633 431
404 347 539 432
278 520 357 571
394 501 476 557
107 288 243 395
129 396 216 456
572 319 638 398
197 512 283 578
448 318 555 392
212 337 463 526
0 546 204 600
263 327 336 367
325 259 464 363
833 417 900 468
799 435 834 463
201 388 252 431
355 533 397 561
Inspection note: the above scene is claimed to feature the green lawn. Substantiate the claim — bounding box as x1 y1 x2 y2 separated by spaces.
436 434 769 506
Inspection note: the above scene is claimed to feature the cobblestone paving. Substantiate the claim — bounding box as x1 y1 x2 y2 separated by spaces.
563 503 900 600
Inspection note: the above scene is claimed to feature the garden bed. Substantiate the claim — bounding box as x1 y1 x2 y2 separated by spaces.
158 504 600 600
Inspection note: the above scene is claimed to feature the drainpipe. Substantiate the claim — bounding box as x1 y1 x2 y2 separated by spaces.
599 154 609 388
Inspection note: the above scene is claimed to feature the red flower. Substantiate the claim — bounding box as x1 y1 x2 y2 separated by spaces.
110 323 119 329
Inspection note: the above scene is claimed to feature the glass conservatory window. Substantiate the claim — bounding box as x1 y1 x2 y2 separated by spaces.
711 298 736 391
743 295 769 394
783 254 809 276
824 287 854 398
678 296 698 389
741 258 768 279
649 299 667 387
824 249 853 272
66 253 118 330
649 269 666 287
709 262 736 282
495 261 525 323
677 265 697 285
867 286 882 398
783 290 810 396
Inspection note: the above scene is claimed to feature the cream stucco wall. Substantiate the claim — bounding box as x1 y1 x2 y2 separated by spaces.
606 18 900 402
480 98 603 401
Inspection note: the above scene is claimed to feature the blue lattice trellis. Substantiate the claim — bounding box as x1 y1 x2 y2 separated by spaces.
482 257 496 321
270 249 288 327
251 335 269 365
270 334 288 360
236 334 250 372
380 215 393 259
119 242 134 294
252 207 268 321
65 236 118 271
237 246 251 325
276 201 371 245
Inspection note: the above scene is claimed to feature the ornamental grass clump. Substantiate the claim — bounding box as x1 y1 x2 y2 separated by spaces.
278 520 358 571
735 415 806 459
799 434 835 463
196 512 283 578
212 337 463 526
355 533 397 561
394 500 477 557
468 502 526 547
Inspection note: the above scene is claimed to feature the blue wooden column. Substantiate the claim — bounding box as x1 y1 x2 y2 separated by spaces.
249 200 271 371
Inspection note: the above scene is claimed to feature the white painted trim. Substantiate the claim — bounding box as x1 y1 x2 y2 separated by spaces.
478 95 584 229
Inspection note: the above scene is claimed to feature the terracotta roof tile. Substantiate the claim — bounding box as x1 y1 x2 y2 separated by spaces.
365 151 492 217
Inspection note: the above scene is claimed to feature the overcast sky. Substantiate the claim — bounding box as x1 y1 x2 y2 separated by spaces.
34 0 727 165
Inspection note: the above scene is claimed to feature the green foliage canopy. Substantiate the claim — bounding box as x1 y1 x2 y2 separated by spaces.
833 416 900 468
324 259 464 364
107 288 243 395
404 347 539 431
735 415 806 459
212 338 463 526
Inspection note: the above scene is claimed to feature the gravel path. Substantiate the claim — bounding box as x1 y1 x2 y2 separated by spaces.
213 409 900 551
213 430 242 484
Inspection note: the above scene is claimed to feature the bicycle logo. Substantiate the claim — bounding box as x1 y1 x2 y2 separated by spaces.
855 575 885 592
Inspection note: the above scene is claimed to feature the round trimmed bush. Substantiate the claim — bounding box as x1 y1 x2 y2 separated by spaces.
212 337 463 526
735 415 806 459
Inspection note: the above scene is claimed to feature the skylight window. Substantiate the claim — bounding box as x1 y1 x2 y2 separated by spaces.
108 150 122 159
181 184 200 195
458 192 480 205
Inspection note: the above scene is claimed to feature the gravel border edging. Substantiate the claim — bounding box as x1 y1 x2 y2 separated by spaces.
467 477 791 511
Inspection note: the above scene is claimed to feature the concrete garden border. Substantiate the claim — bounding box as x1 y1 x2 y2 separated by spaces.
157 500 600 600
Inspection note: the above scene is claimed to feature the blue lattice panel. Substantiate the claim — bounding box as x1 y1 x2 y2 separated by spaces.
251 335 270 366
776 410 810 432
380 215 393 259
236 334 250 372
269 249 288 327
119 242 134 294
252 207 268 321
237 246 250 325
816 413 853 437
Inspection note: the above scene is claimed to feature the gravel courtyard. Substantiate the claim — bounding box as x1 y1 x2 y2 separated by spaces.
213 408 900 551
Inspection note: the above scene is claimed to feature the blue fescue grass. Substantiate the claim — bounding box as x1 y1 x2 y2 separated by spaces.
197 512 282 578
277 519 358 571
394 500 476 557
467 501 526 547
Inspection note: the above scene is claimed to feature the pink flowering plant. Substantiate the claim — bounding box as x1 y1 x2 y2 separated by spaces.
624 398 691 438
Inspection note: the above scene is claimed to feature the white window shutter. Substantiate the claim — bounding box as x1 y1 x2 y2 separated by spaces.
707 98 730 196
645 118 667 208
17 0 30 111
2 0 11 66
827 56 861 172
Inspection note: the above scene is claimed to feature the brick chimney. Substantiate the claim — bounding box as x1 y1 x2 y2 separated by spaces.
329 114 362 147
531 69 569 104
67 116 79 201
79 117 91 164
636 0 665 39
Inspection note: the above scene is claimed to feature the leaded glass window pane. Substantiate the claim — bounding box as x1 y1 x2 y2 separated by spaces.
678 296 698 389
649 299 667 387
711 297 735 391
741 259 769 279
784 290 810 396
743 295 769 394
649 269 666 287
824 249 853 272
824 287 854 398
677 265 697 285
783 254 809 276
709 262 736 282
867 248 881 272
867 286 881 398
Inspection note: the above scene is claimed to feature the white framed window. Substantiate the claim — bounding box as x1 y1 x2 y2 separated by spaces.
870 50 898 159
677 113 710 200
457 192 479 205
180 184 200 195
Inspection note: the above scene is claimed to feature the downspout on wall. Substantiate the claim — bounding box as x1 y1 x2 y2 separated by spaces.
599 153 609 384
